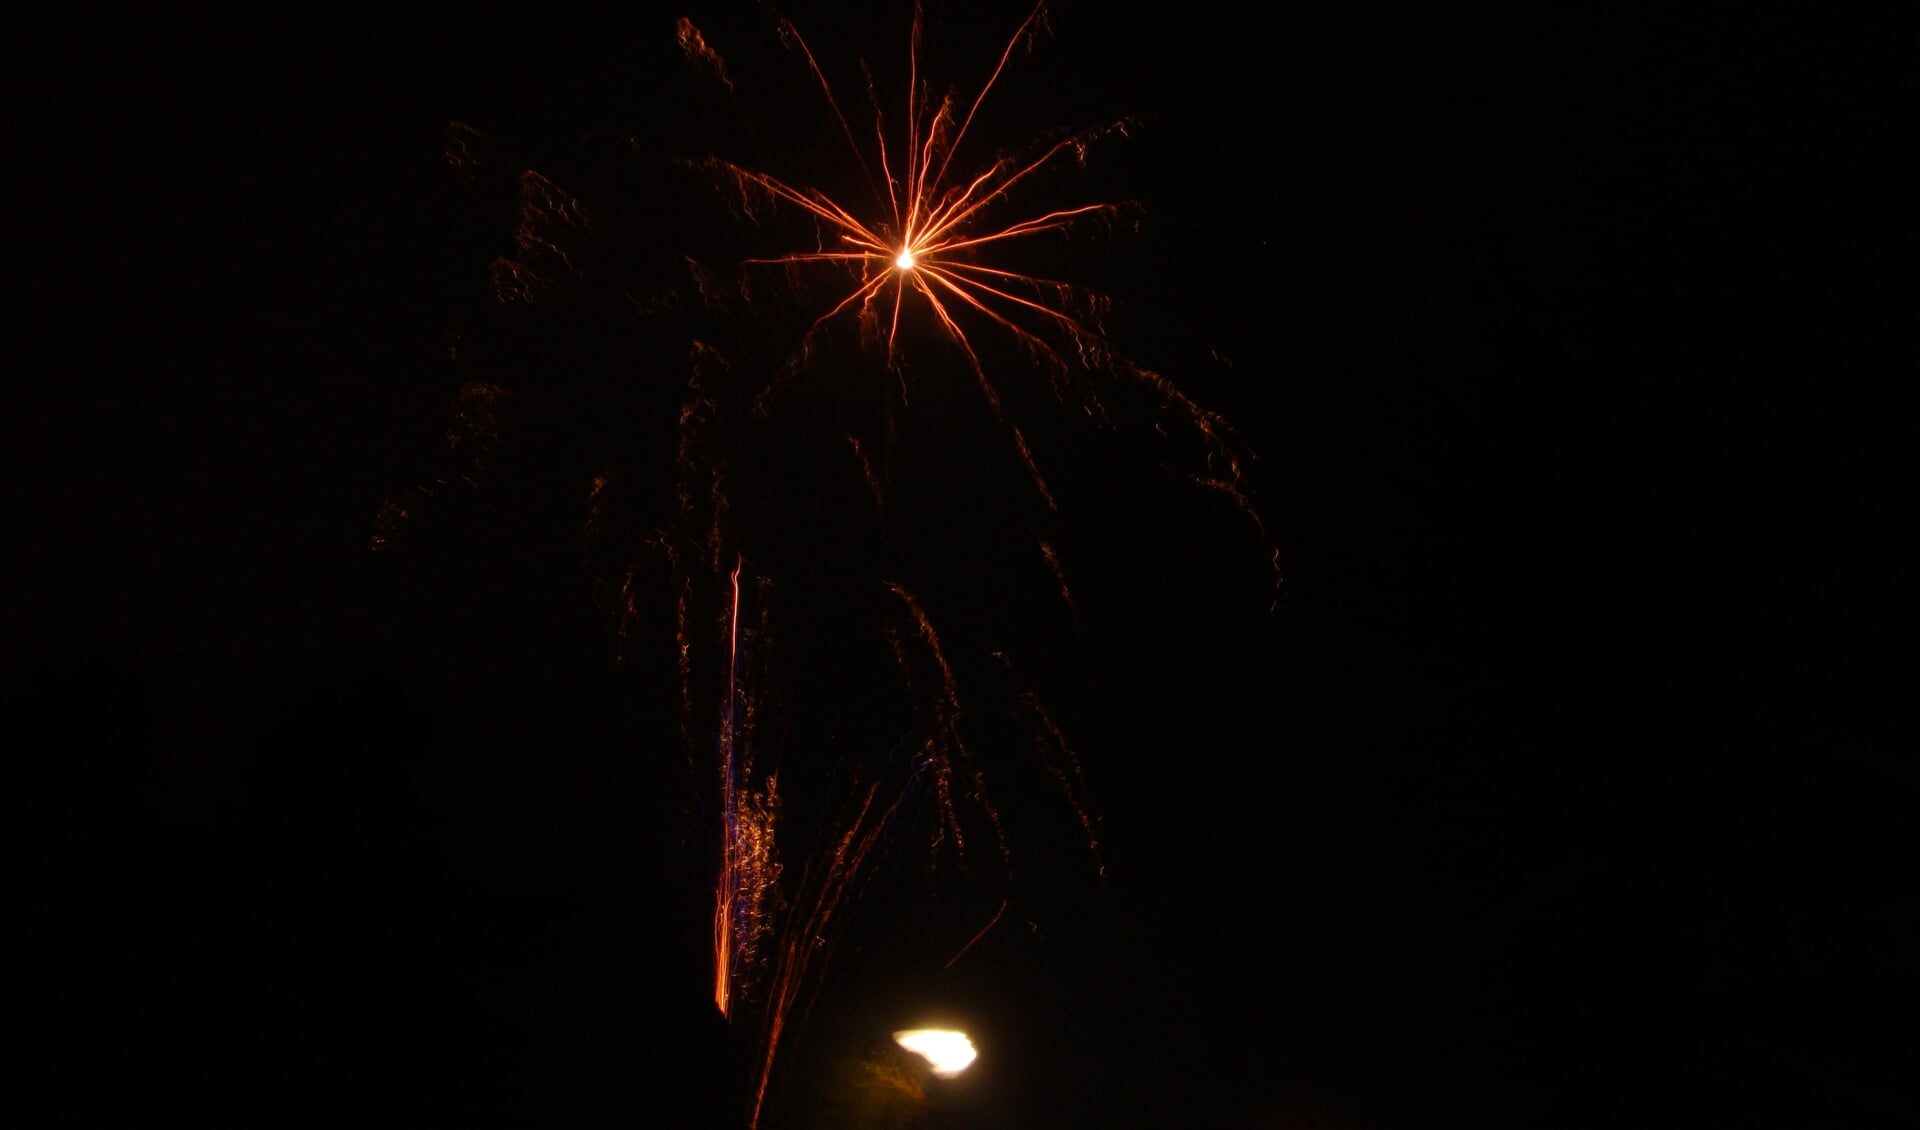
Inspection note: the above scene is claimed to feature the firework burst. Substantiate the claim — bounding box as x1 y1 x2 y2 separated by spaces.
706 0 1129 375
382 5 1273 1126
667 5 1273 1124
683 0 1262 529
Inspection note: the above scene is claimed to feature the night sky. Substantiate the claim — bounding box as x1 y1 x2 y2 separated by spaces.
11 2 1905 1127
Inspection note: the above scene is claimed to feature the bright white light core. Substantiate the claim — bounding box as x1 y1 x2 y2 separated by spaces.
895 249 917 270
892 1029 976 1077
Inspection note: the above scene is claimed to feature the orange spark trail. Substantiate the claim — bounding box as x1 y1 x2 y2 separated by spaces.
711 559 783 1023
942 899 1009 971
713 557 744 1016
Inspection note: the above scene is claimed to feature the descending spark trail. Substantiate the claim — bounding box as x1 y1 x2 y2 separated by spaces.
694 556 945 1126
747 769 926 1129
710 561 777 1022
701 562 998 1126
714 558 748 1016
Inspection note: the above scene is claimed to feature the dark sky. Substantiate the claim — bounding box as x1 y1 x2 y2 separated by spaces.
10 2 1905 1127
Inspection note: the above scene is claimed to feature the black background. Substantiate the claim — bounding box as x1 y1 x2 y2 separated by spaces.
10 2 1905 1126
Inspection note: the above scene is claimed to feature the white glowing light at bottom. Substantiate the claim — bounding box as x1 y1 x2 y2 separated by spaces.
893 1029 977 1077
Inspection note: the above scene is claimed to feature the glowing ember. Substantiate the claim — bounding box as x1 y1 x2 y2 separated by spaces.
893 1029 978 1077
895 248 916 270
